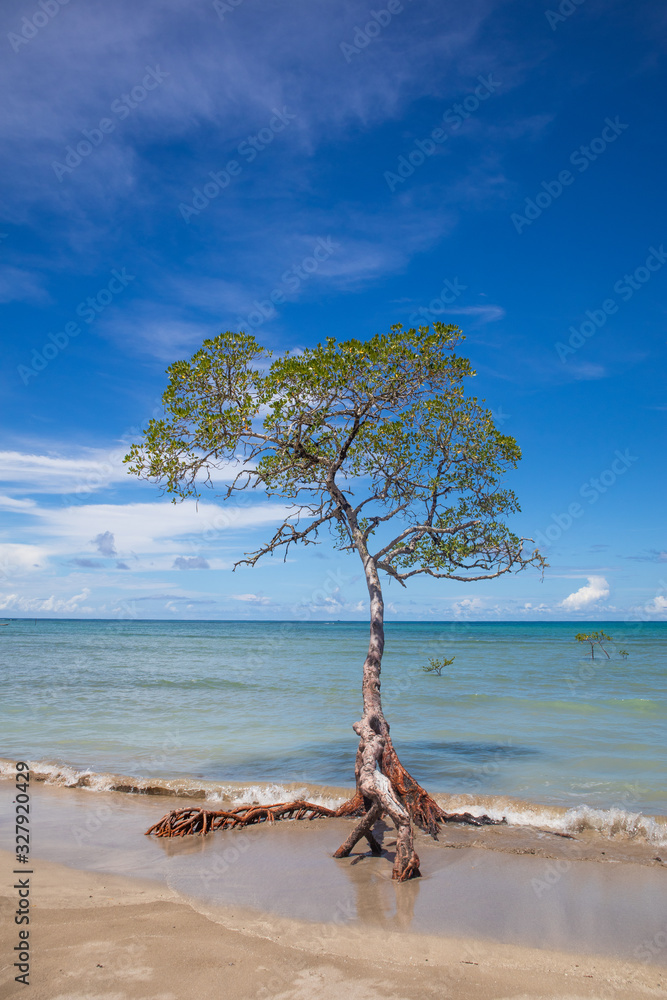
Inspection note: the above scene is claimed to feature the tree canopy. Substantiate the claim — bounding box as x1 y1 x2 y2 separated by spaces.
124 322 545 586
575 630 612 659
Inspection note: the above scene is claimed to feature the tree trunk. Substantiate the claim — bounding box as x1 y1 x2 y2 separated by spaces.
145 537 501 871
333 552 422 880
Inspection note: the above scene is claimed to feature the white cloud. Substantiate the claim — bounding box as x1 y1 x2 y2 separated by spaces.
451 596 485 617
519 601 550 614
0 544 48 579
440 304 505 324
1 0 520 319
644 595 667 617
99 313 219 361
560 575 609 611
0 588 91 613
570 363 608 381
0 449 131 494
0 495 37 510
0 448 245 495
20 499 293 558
230 593 271 604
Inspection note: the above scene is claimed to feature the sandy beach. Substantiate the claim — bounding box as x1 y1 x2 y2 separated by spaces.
2 848 666 1000
2 780 667 998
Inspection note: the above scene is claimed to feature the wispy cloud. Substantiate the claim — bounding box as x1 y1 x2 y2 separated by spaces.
0 495 38 511
569 362 608 381
230 593 272 604
5 498 293 559
0 266 51 304
625 549 667 563
0 448 241 494
0 543 48 577
0 449 131 494
441 304 505 324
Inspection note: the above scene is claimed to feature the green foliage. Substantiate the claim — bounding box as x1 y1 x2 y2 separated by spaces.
619 649 629 658
575 630 612 659
125 323 545 583
422 655 455 675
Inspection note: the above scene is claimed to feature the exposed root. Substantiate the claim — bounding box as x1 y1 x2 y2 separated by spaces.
380 732 502 835
334 789 365 817
145 739 502 886
393 848 421 882
333 801 384 858
145 798 363 838
145 778 500 841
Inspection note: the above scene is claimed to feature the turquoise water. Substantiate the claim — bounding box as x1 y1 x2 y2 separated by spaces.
1 619 665 821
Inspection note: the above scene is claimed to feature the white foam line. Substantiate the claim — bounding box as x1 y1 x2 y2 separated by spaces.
439 797 667 847
2 758 665 846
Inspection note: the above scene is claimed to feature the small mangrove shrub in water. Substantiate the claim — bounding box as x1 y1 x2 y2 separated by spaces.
422 655 455 676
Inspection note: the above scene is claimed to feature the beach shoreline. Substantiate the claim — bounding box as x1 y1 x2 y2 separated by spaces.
2 756 666 852
2 777 667 997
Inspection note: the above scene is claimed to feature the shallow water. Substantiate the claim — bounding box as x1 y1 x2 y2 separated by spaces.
1 619 665 825
2 781 666 965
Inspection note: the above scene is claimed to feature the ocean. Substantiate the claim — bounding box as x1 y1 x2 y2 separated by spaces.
1 618 665 845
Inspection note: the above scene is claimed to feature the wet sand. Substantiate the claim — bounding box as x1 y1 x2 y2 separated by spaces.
2 851 666 1000
1 780 666 998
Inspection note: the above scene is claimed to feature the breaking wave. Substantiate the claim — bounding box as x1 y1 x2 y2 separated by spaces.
434 792 667 847
0 757 349 810
2 757 666 846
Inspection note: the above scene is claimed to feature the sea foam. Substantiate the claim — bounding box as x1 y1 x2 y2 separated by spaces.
2 756 665 846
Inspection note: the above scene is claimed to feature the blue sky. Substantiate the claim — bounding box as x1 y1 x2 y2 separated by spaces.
1 0 665 621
